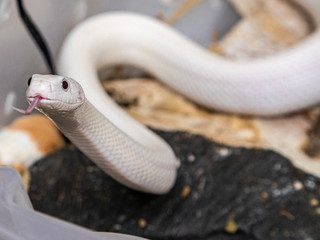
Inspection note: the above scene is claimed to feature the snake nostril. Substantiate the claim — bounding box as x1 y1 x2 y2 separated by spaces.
27 77 32 86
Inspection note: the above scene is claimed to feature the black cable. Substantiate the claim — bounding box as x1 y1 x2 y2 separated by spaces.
16 0 56 74
16 0 71 143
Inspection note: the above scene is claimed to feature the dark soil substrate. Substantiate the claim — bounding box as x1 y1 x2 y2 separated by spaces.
28 130 320 240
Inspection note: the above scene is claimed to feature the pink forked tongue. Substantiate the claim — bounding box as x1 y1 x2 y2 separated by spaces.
13 95 42 115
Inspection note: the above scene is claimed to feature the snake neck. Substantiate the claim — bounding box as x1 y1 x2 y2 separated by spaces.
40 98 177 194
40 99 109 138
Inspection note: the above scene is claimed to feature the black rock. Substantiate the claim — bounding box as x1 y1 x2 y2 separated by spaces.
28 130 320 240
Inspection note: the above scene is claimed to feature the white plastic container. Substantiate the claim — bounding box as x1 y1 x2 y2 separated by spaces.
0 166 147 240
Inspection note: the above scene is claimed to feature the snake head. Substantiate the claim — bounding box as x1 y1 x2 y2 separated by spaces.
24 74 85 114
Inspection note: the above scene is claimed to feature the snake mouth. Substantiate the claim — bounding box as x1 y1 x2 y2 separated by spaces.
14 94 83 115
13 95 48 115
27 95 51 102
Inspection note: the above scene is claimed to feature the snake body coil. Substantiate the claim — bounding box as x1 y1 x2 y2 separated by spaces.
23 1 320 194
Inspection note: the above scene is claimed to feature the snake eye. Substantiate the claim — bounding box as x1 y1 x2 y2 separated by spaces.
27 77 32 86
62 80 69 91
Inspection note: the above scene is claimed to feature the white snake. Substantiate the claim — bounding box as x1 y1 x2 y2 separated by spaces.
17 0 320 194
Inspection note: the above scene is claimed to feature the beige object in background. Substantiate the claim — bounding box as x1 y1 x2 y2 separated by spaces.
0 114 65 186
